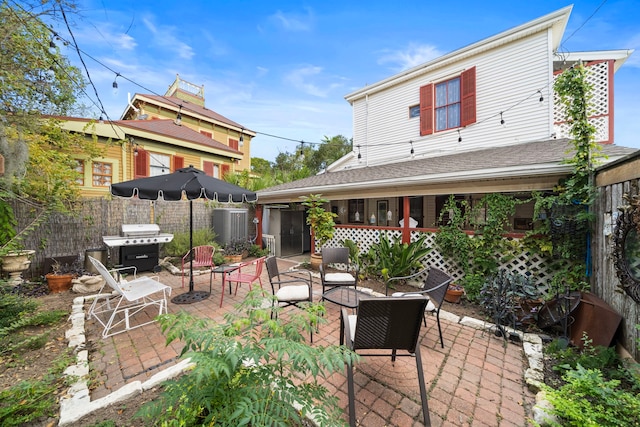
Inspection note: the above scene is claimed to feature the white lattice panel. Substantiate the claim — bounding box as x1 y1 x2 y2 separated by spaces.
330 226 557 295
553 61 610 142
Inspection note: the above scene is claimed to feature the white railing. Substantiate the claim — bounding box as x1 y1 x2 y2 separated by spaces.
262 234 276 256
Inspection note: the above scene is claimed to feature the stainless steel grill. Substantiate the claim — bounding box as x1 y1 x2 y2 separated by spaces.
102 224 174 247
102 224 173 272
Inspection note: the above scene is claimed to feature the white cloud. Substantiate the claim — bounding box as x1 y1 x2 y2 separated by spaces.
142 16 195 60
284 66 343 98
378 43 443 71
269 9 314 32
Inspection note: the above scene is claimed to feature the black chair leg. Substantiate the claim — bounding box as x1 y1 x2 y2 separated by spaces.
346 362 356 427
436 311 444 348
414 347 431 426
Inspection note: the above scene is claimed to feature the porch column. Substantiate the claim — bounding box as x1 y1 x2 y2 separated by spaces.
402 196 411 244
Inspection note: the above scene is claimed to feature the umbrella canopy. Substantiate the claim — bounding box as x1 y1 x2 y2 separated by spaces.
110 165 257 303
110 165 257 203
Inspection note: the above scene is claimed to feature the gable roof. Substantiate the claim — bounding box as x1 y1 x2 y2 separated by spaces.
114 119 240 155
123 94 255 136
257 140 637 202
345 6 572 103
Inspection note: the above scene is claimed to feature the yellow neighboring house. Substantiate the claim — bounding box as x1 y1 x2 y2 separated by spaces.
58 75 254 198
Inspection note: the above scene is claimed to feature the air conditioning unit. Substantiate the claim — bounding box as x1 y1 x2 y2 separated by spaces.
212 208 248 245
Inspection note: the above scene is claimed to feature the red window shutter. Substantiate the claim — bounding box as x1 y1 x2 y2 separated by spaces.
419 84 434 135
203 161 214 177
221 164 230 179
229 138 239 150
461 67 477 126
200 130 212 138
173 155 184 171
134 149 149 178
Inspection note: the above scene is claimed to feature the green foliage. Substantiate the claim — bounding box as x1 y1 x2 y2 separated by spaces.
0 286 38 328
247 243 270 257
302 194 337 251
546 334 639 388
162 229 217 257
136 289 356 426
542 365 640 427
435 194 520 301
362 232 431 282
0 283 72 425
0 198 17 251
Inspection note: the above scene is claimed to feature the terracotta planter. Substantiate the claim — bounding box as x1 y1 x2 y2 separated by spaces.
224 254 243 264
445 288 464 304
46 273 74 293
310 253 322 270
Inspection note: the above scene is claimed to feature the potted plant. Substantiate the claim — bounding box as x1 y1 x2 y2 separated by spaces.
45 257 83 293
301 194 337 269
222 239 250 264
445 283 464 304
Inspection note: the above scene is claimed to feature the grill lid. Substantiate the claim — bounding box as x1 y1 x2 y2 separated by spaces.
121 224 160 237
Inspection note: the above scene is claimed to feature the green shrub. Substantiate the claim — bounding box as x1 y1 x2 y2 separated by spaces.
543 364 640 427
136 289 357 426
362 232 431 282
162 229 218 257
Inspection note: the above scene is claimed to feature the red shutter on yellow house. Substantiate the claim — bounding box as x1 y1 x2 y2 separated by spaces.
229 138 239 151
221 164 230 179
461 67 477 127
173 155 184 171
203 161 215 177
200 130 212 138
419 84 434 136
134 149 149 178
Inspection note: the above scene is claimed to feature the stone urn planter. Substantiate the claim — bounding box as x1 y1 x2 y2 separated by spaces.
0 250 35 286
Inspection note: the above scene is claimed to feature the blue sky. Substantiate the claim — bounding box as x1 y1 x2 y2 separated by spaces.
51 0 640 161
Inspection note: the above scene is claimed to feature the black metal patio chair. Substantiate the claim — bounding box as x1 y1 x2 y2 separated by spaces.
391 266 453 348
341 296 431 426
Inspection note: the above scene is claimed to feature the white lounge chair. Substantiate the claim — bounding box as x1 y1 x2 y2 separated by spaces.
87 256 172 338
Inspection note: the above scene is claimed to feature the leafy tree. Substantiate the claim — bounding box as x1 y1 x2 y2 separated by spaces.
0 1 102 207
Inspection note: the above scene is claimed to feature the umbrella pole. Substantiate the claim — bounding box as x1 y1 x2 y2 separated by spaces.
189 199 195 292
172 199 211 304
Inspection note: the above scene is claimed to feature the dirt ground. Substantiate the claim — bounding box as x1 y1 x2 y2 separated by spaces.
0 277 494 426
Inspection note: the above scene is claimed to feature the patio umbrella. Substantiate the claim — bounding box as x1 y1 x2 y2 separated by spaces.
110 165 258 304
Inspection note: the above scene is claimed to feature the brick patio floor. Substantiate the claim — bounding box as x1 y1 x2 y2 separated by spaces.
86 257 536 426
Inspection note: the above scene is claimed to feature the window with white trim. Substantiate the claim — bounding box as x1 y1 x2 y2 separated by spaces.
435 77 461 131
92 162 112 187
149 153 170 176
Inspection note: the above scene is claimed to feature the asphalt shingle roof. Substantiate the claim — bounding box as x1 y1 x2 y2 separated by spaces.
259 139 637 195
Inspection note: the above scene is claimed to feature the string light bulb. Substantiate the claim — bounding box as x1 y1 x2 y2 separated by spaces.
299 141 304 156
538 90 544 102
457 129 462 143
239 128 244 147
112 73 120 89
357 145 362 161
410 140 415 158
500 112 505 125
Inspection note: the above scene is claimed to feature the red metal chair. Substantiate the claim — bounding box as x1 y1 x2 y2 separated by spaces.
181 245 216 290
226 256 266 295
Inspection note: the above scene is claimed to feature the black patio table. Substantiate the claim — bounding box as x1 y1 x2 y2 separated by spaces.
322 287 374 340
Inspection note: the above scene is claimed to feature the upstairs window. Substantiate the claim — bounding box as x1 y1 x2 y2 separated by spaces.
229 138 239 151
435 78 460 131
75 160 85 185
420 67 476 135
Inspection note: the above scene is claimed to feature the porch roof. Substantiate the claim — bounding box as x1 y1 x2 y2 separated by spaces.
257 139 637 203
